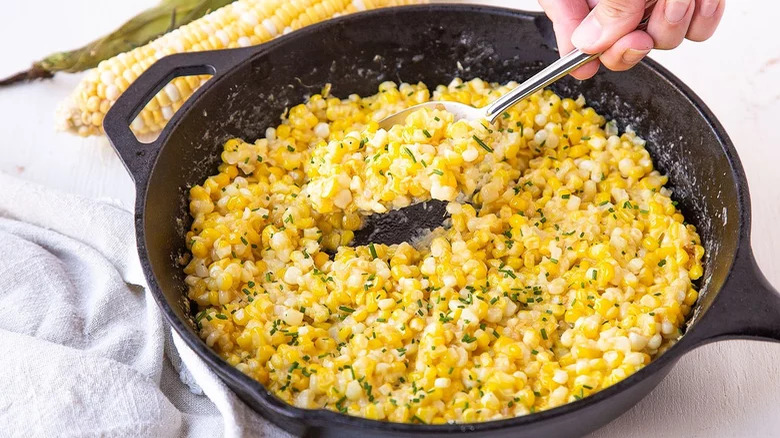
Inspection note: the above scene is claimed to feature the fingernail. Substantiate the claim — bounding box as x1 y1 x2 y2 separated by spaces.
699 0 719 17
665 0 691 23
571 14 603 50
622 48 651 65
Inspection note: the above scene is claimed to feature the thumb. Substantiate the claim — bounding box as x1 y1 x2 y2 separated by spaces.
571 0 647 53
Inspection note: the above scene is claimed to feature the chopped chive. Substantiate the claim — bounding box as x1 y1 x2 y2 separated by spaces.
422 129 432 138
430 169 443 176
472 135 493 152
369 243 378 259
215 314 228 320
462 334 477 343
540 328 548 340
335 395 347 412
412 415 426 424
403 147 417 163
195 310 207 324
339 306 355 313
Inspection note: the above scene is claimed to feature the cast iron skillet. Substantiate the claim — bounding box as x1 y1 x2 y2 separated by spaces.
103 5 780 437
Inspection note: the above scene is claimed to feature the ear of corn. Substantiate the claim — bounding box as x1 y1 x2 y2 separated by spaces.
0 0 234 86
56 0 426 137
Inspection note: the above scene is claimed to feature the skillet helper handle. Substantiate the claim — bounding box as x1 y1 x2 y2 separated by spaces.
693 250 780 344
103 49 245 185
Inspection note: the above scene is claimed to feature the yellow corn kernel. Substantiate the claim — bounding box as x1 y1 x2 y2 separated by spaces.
217 272 233 291
684 289 699 306
191 240 209 259
689 264 703 280
572 344 602 359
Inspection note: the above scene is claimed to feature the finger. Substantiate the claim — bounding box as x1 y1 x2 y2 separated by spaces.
570 59 602 80
539 0 601 79
598 30 654 71
539 0 590 54
571 0 647 54
646 0 696 49
687 0 725 41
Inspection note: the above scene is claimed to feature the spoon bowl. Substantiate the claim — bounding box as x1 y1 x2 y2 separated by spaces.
378 101 484 129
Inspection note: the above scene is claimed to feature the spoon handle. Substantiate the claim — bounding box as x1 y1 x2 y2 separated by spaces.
484 0 658 122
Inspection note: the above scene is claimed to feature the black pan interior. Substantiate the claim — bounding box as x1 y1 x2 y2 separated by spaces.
139 5 742 430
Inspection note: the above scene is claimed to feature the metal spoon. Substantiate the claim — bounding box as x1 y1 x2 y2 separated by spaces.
379 0 658 130
357 1 659 247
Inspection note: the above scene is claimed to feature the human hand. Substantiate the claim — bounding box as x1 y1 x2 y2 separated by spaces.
539 0 725 79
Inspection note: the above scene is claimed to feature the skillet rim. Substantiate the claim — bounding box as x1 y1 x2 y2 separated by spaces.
133 3 749 433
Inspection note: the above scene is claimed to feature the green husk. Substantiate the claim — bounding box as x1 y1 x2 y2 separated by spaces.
0 0 233 86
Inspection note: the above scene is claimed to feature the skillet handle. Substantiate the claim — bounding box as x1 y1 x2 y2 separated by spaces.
103 49 250 185
689 248 780 344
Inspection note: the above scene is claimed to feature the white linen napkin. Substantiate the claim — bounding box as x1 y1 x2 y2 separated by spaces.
0 172 291 438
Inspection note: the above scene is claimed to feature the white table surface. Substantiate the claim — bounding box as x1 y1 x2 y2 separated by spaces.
2 1 779 437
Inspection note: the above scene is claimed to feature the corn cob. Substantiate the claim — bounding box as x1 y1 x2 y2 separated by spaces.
56 0 425 137
0 0 234 86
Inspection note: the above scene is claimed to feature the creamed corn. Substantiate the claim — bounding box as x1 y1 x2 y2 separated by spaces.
183 78 704 423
